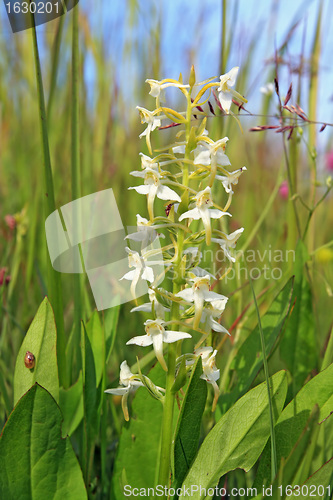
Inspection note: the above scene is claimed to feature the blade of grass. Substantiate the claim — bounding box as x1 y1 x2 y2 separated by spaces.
71 2 83 382
249 276 277 483
308 0 323 253
47 14 65 122
30 15 66 387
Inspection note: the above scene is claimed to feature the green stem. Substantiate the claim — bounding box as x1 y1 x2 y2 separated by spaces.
47 14 65 122
71 3 83 382
220 0 227 75
308 1 322 253
157 90 192 492
31 17 66 387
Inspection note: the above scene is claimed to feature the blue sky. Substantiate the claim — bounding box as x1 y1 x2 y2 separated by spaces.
2 0 332 130
79 0 333 127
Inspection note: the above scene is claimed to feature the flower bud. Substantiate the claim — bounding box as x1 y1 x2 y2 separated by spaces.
189 65 196 89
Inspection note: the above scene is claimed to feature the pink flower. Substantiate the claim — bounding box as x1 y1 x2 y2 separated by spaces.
4 214 16 231
325 151 333 172
279 181 289 200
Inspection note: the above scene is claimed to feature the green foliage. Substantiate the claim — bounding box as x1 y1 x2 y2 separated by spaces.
0 384 87 500
220 278 293 413
279 240 317 395
181 371 288 498
173 357 207 491
254 362 333 488
13 297 59 406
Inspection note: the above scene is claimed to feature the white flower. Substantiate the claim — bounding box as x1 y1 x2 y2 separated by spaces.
175 274 228 329
186 347 221 411
126 214 162 245
104 361 143 421
140 153 159 170
178 186 231 245
120 247 159 300
126 319 191 371
260 82 275 96
193 138 231 167
130 288 169 319
215 166 247 194
200 298 230 334
146 78 190 102
218 67 247 114
196 347 221 410
212 228 244 262
129 167 181 220
137 106 164 154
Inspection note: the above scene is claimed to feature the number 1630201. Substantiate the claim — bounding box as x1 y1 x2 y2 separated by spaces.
5 2 59 14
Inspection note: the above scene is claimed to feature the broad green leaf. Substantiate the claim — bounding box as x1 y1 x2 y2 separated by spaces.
180 371 287 499
174 357 207 490
220 279 293 413
288 458 333 499
254 362 333 488
59 372 83 437
104 304 120 363
279 240 317 394
0 384 87 499
111 363 172 499
85 311 104 386
14 297 59 406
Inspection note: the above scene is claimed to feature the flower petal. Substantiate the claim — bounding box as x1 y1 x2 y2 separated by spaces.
129 185 151 195
209 209 231 219
209 319 230 335
179 208 201 221
119 269 137 281
152 333 167 371
175 288 194 302
157 185 181 202
126 334 153 347
141 266 154 283
202 290 228 302
104 387 129 396
163 330 192 343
